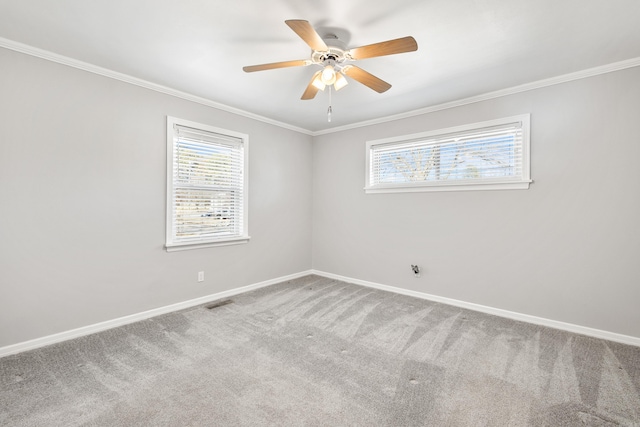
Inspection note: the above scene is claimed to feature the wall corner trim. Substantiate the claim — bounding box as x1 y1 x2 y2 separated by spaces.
0 270 314 358
0 37 313 136
311 270 640 348
311 56 640 136
3 269 638 357
2 36 638 138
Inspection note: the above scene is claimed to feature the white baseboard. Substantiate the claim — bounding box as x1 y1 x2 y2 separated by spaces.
3 269 638 358
0 270 313 358
311 270 640 348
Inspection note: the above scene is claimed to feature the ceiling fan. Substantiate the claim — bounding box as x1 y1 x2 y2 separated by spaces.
243 20 418 100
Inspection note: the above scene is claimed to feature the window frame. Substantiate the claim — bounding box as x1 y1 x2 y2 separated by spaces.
165 116 249 252
364 114 531 194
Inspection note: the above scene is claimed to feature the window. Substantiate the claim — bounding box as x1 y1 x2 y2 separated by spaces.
166 117 249 251
365 114 531 193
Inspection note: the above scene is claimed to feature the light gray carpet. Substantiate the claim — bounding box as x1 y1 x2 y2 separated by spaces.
1 275 640 426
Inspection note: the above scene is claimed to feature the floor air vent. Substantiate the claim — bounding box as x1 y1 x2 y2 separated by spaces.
205 299 234 310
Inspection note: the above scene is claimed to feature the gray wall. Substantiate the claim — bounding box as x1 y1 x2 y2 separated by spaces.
0 48 313 347
2 45 639 349
312 67 640 338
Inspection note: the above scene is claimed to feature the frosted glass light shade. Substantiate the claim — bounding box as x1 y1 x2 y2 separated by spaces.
334 73 348 91
321 65 337 85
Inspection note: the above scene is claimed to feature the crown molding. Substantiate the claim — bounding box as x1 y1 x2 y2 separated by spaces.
2 36 638 137
0 37 313 136
312 56 640 136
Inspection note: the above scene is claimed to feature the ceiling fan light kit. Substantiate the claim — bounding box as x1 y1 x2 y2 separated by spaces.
243 19 418 121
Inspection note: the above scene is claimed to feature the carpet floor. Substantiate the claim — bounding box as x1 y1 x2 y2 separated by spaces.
1 275 639 426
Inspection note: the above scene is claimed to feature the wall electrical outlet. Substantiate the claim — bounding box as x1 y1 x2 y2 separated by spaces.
198 271 205 282
411 265 421 278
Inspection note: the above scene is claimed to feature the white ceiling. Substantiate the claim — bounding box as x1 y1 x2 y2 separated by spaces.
1 0 639 133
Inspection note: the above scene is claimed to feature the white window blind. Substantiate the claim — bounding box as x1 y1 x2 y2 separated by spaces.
166 117 249 251
365 114 531 193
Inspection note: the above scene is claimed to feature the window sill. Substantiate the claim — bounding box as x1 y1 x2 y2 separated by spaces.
165 236 251 252
364 180 532 194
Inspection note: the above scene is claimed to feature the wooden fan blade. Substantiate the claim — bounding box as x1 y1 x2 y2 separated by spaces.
342 65 391 93
348 36 418 60
243 59 310 72
285 20 328 52
301 71 322 100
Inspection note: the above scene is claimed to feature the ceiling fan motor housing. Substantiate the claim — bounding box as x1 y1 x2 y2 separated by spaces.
312 43 347 66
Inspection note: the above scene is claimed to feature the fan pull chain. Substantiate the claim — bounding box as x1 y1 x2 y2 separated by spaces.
327 86 332 122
